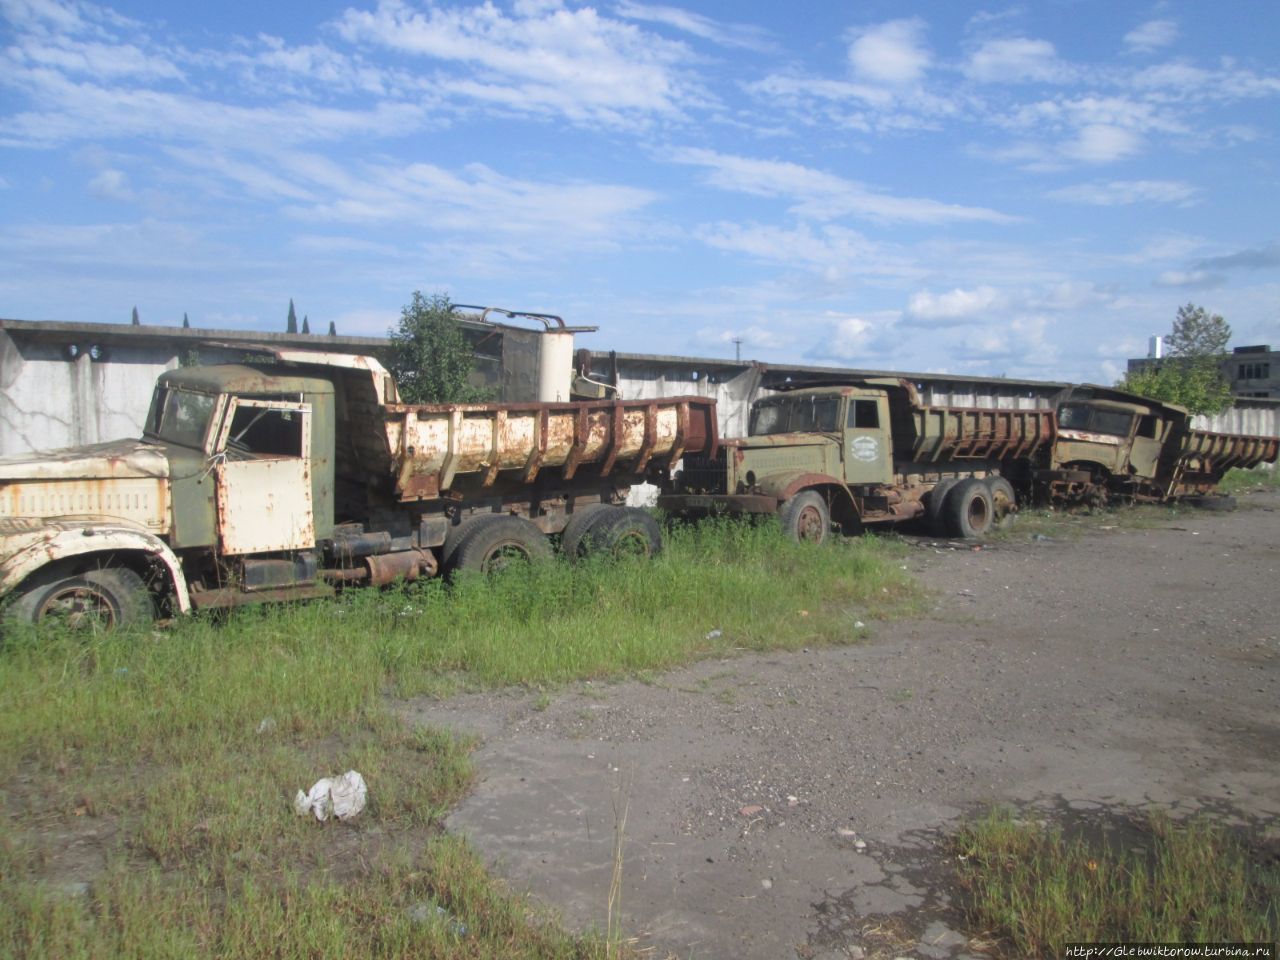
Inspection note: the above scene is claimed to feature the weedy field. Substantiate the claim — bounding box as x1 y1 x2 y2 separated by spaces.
0 520 917 959
954 807 1280 957
1218 464 1280 495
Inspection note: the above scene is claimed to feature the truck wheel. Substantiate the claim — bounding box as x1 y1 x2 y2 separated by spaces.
779 491 830 544
945 479 995 539
584 507 663 560
559 503 614 560
7 566 153 631
452 516 553 575
985 476 1018 526
925 479 959 537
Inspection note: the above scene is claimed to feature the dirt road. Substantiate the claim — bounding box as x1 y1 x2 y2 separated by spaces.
404 493 1280 959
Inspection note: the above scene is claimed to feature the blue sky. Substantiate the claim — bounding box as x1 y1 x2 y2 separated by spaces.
2 0 1278 383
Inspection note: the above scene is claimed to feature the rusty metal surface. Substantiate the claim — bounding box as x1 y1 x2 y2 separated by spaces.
0 438 170 532
0 438 169 482
385 396 717 501
1168 430 1280 495
215 457 315 555
911 406 1056 462
364 548 436 585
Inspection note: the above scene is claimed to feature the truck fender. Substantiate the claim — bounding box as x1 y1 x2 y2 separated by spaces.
758 473 861 531
1 527 191 613
756 472 852 506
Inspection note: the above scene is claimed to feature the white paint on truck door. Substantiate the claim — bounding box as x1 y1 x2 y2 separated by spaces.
213 399 315 555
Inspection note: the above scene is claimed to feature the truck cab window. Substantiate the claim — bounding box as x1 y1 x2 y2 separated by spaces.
1136 415 1158 439
149 388 215 450
225 405 302 457
848 400 879 429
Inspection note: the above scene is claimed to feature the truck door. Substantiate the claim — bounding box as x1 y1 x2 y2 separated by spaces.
843 393 893 486
1128 414 1163 479
212 398 315 555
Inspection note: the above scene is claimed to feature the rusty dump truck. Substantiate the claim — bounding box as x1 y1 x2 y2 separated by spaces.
0 350 717 629
658 379 1055 541
1037 386 1278 507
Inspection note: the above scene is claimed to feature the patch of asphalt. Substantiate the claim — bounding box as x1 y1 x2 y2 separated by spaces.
399 492 1280 959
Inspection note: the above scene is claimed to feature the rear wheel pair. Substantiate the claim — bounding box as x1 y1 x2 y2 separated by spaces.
445 506 663 575
926 476 1017 539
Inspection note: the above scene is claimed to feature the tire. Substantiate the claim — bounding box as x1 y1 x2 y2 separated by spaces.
452 515 552 574
925 478 959 537
778 491 830 544
583 507 663 560
944 478 995 539
441 514 493 571
1182 494 1237 512
6 566 152 631
558 503 614 560
985 476 1018 526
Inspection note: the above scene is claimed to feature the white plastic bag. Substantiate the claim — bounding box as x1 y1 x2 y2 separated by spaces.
293 770 367 822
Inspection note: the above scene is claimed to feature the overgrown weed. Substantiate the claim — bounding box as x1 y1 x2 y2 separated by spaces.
954 807 1280 957
0 517 912 957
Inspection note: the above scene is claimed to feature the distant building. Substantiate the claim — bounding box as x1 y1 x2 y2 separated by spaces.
1127 343 1277 399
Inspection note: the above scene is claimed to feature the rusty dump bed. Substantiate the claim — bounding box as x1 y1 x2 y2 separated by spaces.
1167 429 1280 495
904 403 1056 463
381 397 719 501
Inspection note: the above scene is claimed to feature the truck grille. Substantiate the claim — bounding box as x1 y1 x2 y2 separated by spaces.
679 449 727 494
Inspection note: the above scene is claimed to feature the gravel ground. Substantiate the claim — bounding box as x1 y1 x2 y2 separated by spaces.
402 492 1280 959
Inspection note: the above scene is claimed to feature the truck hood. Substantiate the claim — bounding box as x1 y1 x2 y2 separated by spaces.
722 433 836 450
0 439 171 482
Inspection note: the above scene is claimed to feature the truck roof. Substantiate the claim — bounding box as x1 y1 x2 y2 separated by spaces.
157 363 336 397
1066 384 1189 418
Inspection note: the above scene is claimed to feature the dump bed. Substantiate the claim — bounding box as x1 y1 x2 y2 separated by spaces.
905 404 1057 463
1163 429 1279 497
883 381 1055 463
382 397 719 501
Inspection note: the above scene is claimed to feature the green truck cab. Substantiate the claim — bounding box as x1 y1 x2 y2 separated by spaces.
659 380 1054 542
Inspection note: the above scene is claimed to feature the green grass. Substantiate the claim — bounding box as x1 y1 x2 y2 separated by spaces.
0 518 915 958
953 807 1280 958
1218 465 1280 495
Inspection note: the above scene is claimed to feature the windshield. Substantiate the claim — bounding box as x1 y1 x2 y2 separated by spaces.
749 395 840 436
147 387 216 449
1058 403 1134 437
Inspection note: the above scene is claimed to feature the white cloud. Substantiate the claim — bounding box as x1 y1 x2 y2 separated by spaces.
334 0 705 126
670 148 1017 225
1123 19 1177 54
847 19 930 87
613 1 776 52
1047 179 1199 206
964 37 1071 84
1063 123 1141 163
87 167 133 201
1156 270 1217 288
905 285 1001 323
285 159 656 240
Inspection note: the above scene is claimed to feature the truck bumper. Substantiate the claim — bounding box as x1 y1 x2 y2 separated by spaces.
656 493 779 516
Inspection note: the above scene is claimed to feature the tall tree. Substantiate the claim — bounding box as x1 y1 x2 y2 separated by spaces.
1167 303 1231 357
131 306 140 326
386 292 488 403
302 314 311 334
327 320 337 336
182 312 190 329
286 299 298 334
1118 303 1233 415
